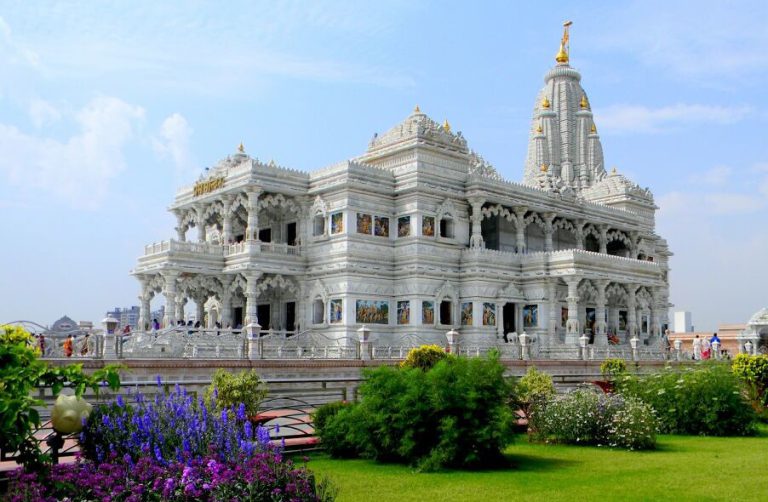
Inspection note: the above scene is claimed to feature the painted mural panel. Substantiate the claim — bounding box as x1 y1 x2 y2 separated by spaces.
329 299 343 324
357 213 372 234
561 307 568 328
356 300 389 324
483 303 496 326
422 216 435 237
523 304 538 328
398 216 411 237
422 301 434 324
374 216 390 237
397 300 410 325
331 212 343 234
461 302 473 326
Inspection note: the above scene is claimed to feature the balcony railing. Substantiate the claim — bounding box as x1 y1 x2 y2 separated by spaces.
143 240 301 258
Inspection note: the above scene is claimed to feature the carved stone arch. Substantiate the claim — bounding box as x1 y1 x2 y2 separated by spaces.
181 209 197 229
256 274 299 296
230 193 249 214
552 217 576 233
523 211 546 230
606 229 632 246
148 274 165 293
228 273 247 294
605 283 629 306
481 204 516 225
578 279 599 304
259 193 301 214
436 198 458 222
635 287 653 309
310 195 328 218
308 279 329 303
497 281 524 301
583 224 601 240
435 280 458 303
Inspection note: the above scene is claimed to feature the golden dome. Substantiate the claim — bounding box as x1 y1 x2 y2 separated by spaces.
541 96 551 109
413 104 421 113
556 21 572 64
580 95 588 108
590 123 597 133
611 166 617 174
443 119 451 133
238 142 245 153
536 123 543 133
555 43 569 63
540 164 548 173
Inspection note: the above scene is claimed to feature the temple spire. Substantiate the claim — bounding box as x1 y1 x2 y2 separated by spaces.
555 21 572 64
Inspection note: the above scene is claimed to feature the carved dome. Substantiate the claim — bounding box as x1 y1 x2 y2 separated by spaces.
523 28 606 192
748 307 768 326
581 168 654 203
366 107 468 155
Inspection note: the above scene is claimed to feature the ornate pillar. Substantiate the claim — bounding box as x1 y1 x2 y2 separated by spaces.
468 197 485 249
594 280 609 346
195 205 207 242
195 294 206 327
565 277 581 345
174 210 186 242
219 276 233 328
649 287 660 340
246 190 261 241
162 271 178 327
137 277 151 331
175 297 185 324
575 219 586 250
599 224 608 254
244 272 263 328
548 279 559 345
543 212 556 252
627 284 638 339
297 197 310 246
222 197 232 244
630 231 639 258
514 206 527 253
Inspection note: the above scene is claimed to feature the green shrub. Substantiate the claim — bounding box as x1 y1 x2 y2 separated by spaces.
600 358 628 380
204 369 267 417
529 386 657 450
515 366 555 420
616 363 757 436
732 354 768 413
401 344 447 371
0 325 120 471
313 401 351 435
322 353 516 470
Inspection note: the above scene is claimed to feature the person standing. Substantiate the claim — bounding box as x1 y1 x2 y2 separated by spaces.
63 334 74 358
692 334 702 360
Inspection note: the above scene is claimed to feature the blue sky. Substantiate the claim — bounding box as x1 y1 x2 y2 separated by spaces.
0 0 766 331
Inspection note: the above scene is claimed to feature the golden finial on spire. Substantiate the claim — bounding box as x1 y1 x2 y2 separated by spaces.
541 96 551 109
555 21 572 64
590 123 597 133
580 95 588 109
443 119 451 133
611 166 617 174
414 104 421 113
536 123 543 133
238 142 245 153
540 164 549 173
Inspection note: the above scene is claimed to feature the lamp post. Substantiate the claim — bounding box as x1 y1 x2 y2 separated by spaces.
446 328 460 355
630 335 639 362
358 325 371 360
579 333 589 361
519 332 529 360
246 321 262 360
101 315 119 358
674 338 682 361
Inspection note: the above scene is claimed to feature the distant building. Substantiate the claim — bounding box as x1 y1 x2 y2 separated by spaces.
49 315 88 337
105 306 141 330
673 311 692 333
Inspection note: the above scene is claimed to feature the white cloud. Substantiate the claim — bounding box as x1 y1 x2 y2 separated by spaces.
689 165 732 186
153 113 195 178
658 191 765 217
595 103 751 134
0 16 40 67
0 96 145 209
28 98 62 128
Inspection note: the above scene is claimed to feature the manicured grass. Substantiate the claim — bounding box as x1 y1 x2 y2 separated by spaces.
306 427 768 501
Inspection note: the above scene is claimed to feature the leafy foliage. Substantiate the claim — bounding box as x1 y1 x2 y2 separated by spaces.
318 353 516 470
529 386 657 450
312 401 351 434
515 366 555 421
616 362 757 436
600 358 628 380
0 325 121 471
400 344 448 371
732 354 768 414
204 369 267 418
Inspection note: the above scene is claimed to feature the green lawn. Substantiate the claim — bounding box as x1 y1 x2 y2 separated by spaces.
306 428 768 501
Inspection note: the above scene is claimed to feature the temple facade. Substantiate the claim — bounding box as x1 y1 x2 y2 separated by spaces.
132 26 671 357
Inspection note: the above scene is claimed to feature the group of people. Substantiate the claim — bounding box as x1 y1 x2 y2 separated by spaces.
59 333 91 357
692 333 723 360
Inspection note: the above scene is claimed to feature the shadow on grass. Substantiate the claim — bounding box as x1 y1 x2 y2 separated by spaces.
503 453 579 472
